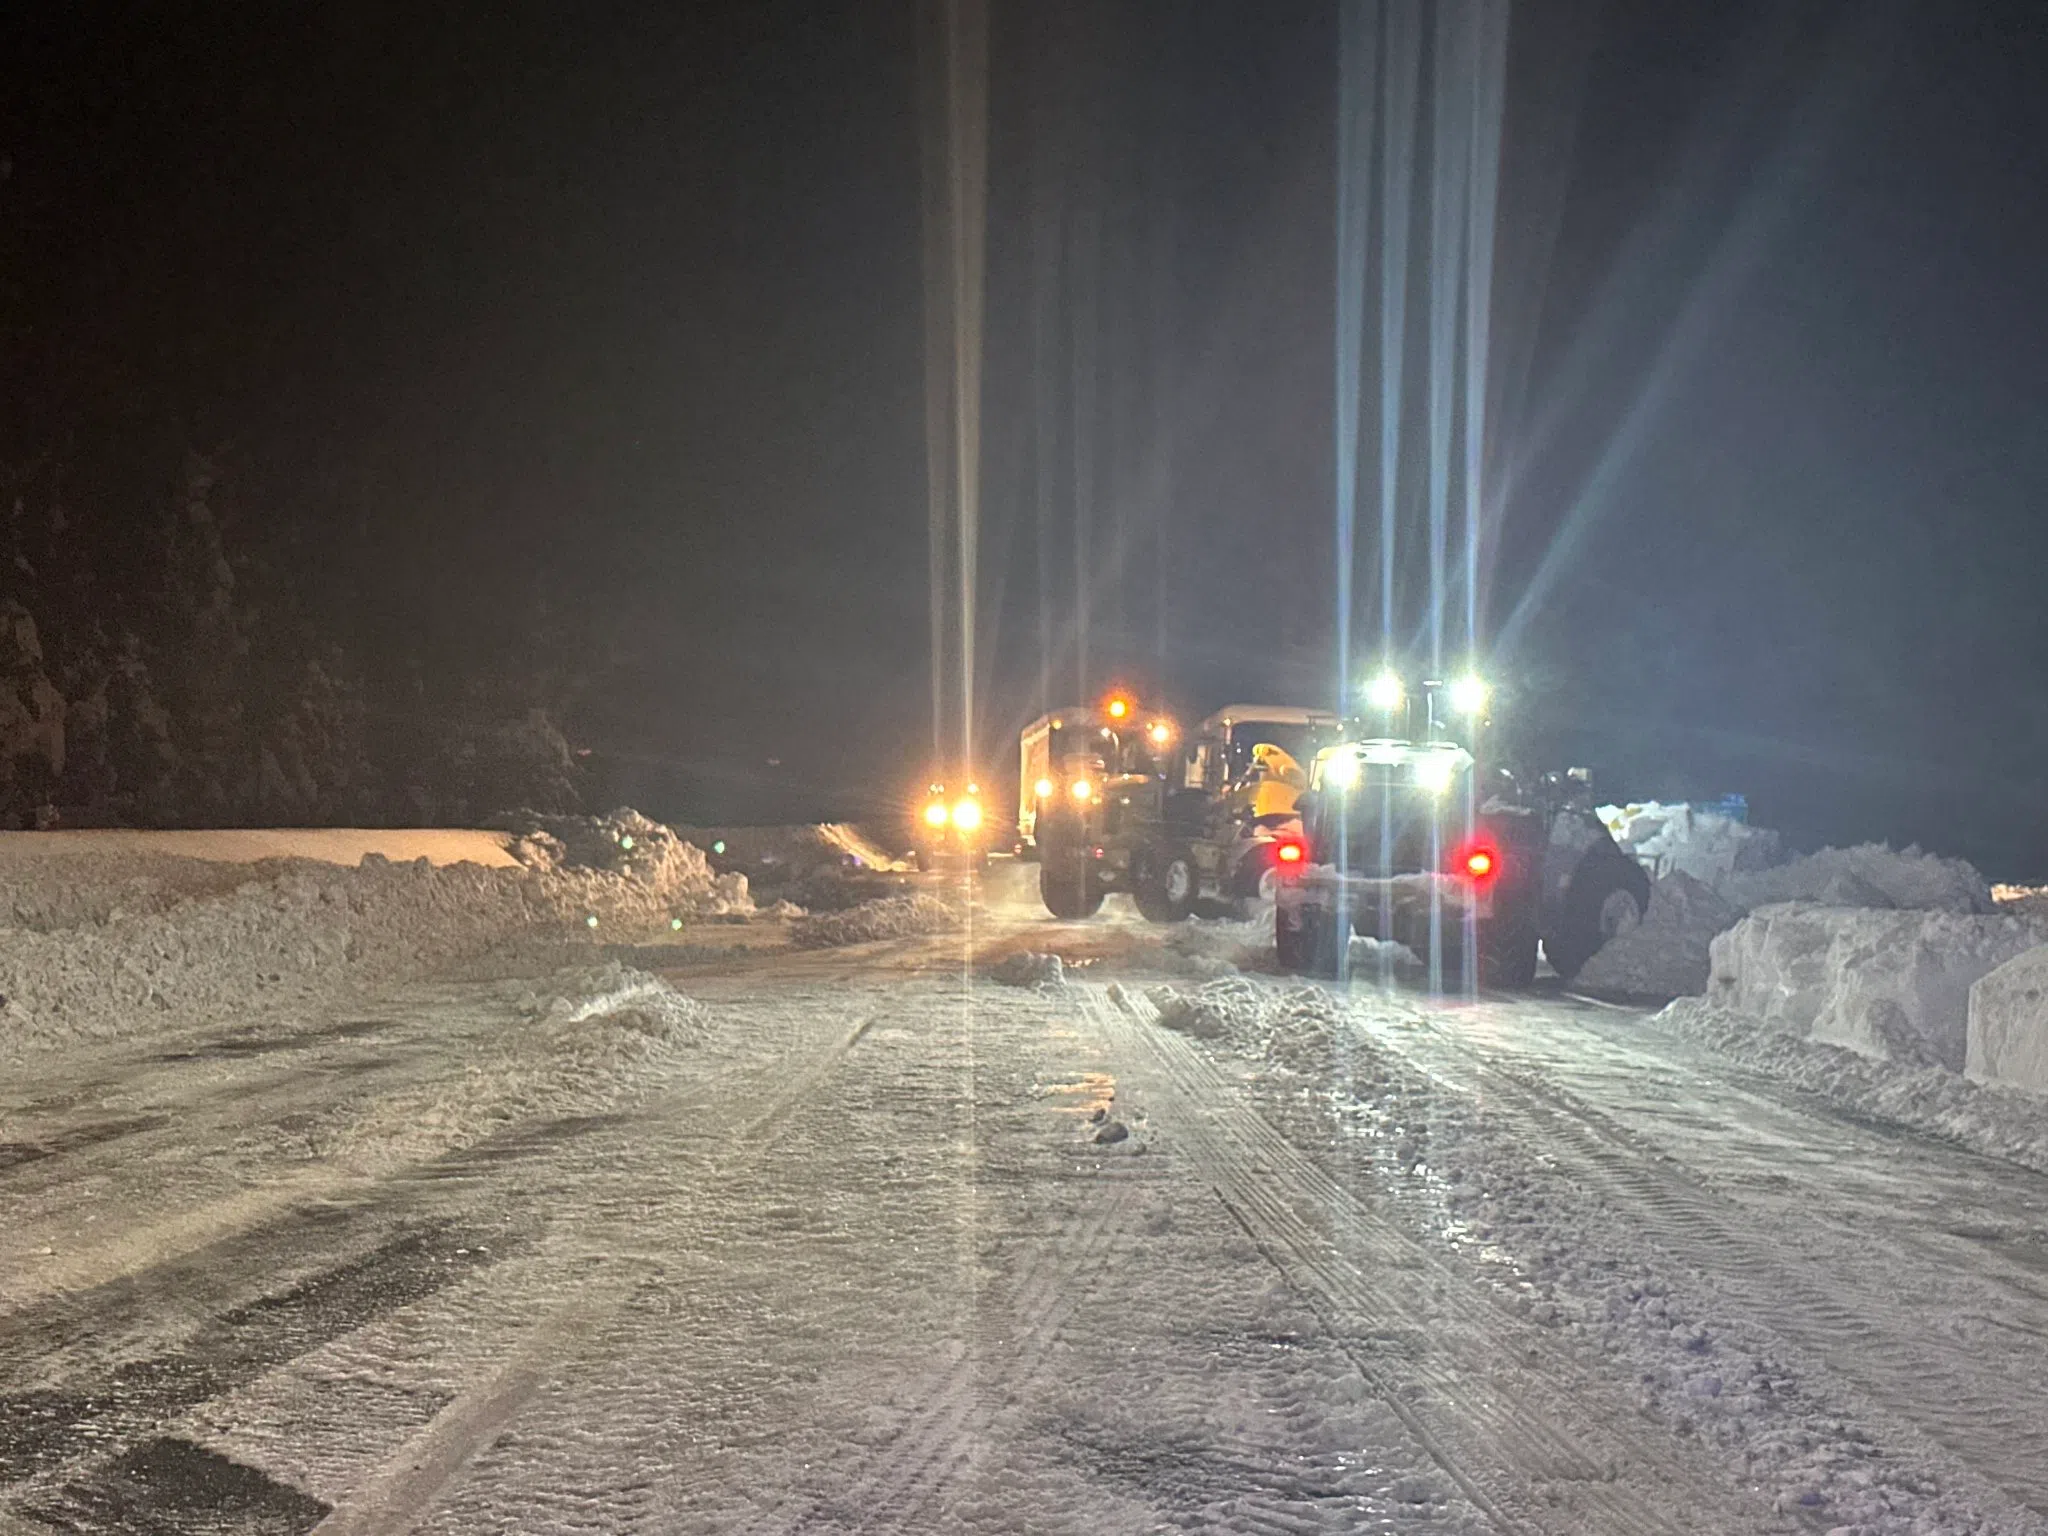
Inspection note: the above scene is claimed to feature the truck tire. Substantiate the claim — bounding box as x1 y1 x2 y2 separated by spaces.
1133 846 1196 924
1040 860 1103 920
1544 854 1650 981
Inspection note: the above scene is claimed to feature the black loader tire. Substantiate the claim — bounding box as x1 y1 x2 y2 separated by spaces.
1544 853 1651 981
1133 846 1196 924
1040 859 1104 919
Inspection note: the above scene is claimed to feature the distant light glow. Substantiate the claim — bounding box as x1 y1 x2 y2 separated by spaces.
1366 670 1405 712
1147 721 1172 746
619 834 635 851
712 840 726 855
670 916 684 931
584 914 599 929
1106 696 1130 720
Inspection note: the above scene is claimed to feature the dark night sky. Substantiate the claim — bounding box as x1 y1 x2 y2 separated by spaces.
5 1 2046 871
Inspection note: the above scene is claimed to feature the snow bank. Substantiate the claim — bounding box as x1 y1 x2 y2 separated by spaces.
1661 998 2048 1176
1968 944 2048 1095
1705 904 2048 1070
788 893 959 949
0 809 743 1057
1573 872 1734 998
1718 842 1992 915
1600 801 1780 883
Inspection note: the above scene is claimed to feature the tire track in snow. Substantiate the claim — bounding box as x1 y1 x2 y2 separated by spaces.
1386 1003 2048 1517
1086 982 1767 1536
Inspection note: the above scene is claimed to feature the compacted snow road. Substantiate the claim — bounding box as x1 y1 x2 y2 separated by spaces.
4 868 2048 1535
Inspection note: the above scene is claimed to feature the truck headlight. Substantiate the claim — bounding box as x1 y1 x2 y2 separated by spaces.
1033 777 1054 800
1322 752 1361 789
1414 755 1456 794
1070 779 1093 802
1448 675 1488 715
923 801 950 828
951 798 982 832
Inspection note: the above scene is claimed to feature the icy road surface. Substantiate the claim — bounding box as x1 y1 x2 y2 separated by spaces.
5 872 2048 1533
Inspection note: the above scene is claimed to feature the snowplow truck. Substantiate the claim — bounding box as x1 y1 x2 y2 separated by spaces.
1273 734 1648 987
1024 700 1346 922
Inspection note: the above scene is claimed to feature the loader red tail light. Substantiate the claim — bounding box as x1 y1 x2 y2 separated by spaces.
1458 843 1499 882
1274 839 1305 864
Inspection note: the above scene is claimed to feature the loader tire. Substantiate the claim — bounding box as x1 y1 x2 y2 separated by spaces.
1133 847 1196 924
1040 860 1104 920
1544 853 1650 982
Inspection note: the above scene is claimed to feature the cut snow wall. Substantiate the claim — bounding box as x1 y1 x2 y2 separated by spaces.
1707 904 2048 1071
1969 944 2048 1096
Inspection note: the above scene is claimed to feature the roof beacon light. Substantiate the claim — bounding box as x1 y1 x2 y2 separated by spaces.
1366 670 1405 712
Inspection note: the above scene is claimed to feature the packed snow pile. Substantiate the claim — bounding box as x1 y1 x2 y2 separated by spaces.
494 807 752 914
1148 977 1360 1074
1573 872 1734 998
1705 904 2048 1071
1660 998 2048 1176
1717 842 1992 915
0 810 745 1056
789 892 959 949
1600 801 1780 883
1968 944 2048 1095
986 950 1065 989
323 964 707 1171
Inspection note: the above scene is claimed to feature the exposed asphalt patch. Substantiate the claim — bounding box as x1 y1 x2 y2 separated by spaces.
0 1225 491 1487
25 1435 329 1535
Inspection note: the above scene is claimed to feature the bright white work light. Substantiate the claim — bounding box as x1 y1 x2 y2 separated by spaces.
1365 670 1405 712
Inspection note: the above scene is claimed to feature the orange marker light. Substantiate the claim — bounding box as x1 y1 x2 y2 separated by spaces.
1106 696 1130 720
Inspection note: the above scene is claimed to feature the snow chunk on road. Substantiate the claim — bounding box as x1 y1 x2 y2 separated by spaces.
1150 978 1366 1075
1708 904 2048 1070
789 893 959 948
1574 871 1734 998
1719 842 1993 915
986 950 1065 989
1969 943 2048 1095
